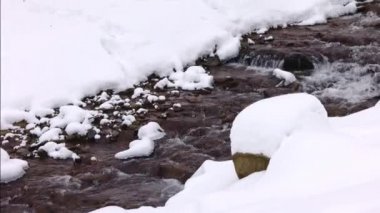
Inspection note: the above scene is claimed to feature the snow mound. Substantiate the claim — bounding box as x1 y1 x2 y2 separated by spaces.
1 148 29 183
1 0 357 128
115 122 165 160
230 93 328 157
38 142 80 160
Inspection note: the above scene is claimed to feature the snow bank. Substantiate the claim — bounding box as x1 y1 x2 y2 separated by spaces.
230 93 328 157
1 148 29 183
93 96 380 213
1 0 357 128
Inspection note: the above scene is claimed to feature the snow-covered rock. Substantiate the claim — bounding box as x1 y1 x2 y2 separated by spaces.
115 122 165 160
121 115 136 126
273 68 297 86
38 142 79 160
1 148 29 183
154 66 213 91
38 128 63 144
50 106 95 129
231 93 327 157
169 66 214 90
137 122 165 141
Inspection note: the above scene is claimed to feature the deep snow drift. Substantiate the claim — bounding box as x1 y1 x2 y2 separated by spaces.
92 94 380 213
1 0 357 128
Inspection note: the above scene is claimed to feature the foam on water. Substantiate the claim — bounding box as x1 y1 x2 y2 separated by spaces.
302 62 380 103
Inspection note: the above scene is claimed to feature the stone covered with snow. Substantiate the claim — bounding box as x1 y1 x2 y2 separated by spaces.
230 93 328 157
38 142 80 160
1 148 29 183
115 122 165 160
273 68 297 86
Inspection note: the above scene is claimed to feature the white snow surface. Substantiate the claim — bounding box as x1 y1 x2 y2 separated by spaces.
93 95 380 213
115 122 165 160
1 0 357 128
1 148 29 183
231 93 328 157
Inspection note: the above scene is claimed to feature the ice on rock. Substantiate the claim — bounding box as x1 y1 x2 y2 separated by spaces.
1 148 29 183
115 122 165 160
231 93 328 157
38 142 80 160
273 68 297 86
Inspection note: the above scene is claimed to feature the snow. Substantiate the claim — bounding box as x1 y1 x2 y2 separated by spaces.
1 0 357 128
122 115 136 127
93 95 380 213
230 93 328 157
115 122 165 160
137 122 166 141
37 128 63 144
1 148 29 183
154 66 213 91
38 142 80 160
273 68 297 86
50 106 95 129
98 102 113 110
114 138 156 160
169 66 214 91
132 88 146 99
247 38 255 45
65 122 92 136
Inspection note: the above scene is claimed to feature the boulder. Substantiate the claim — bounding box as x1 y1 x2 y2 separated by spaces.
232 152 269 179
